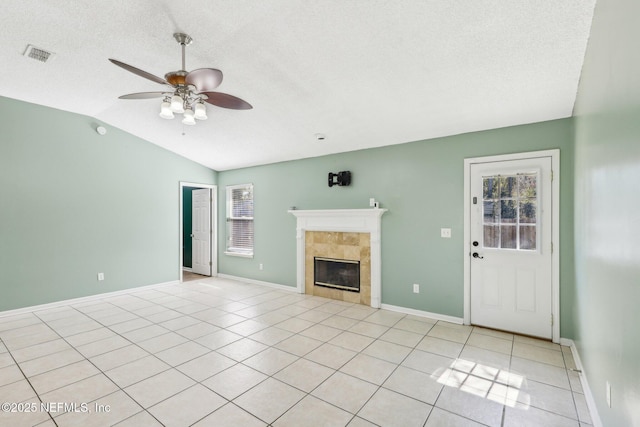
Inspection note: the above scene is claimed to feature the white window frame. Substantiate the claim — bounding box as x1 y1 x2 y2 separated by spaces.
225 183 254 258
481 170 541 253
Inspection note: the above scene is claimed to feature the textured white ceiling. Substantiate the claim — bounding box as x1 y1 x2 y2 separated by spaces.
0 1 595 171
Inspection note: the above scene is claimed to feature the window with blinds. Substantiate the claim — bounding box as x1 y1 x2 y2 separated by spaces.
225 184 254 257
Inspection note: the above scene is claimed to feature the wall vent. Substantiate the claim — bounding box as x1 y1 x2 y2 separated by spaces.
24 45 55 63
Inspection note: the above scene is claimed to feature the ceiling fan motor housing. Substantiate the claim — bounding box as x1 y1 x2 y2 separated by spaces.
165 70 188 86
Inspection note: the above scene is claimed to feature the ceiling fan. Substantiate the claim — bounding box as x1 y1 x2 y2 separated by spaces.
109 33 252 125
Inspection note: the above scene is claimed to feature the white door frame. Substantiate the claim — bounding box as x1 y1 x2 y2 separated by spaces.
179 182 217 282
463 150 560 342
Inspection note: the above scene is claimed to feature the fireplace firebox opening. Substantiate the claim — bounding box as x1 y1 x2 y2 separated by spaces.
314 257 360 292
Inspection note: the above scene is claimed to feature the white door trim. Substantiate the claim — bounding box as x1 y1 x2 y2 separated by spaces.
463 150 560 342
179 182 217 282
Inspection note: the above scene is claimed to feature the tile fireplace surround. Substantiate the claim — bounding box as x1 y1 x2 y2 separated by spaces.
288 209 387 308
305 231 371 305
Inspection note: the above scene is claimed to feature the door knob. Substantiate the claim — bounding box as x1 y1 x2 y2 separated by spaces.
472 252 484 259
190 234 194 238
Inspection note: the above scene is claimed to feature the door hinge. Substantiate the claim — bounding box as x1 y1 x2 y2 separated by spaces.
551 314 554 326
551 170 554 182
551 242 554 254
209 261 212 266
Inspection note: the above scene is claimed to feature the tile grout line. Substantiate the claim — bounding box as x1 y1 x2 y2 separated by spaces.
0 336 59 427
350 314 429 426
59 296 277 426
144 301 456 426
30 305 170 426
191 299 357 424
427 322 479 426
74 285 341 425
2 280 586 426
191 300 391 424
563 346 585 424
267 312 409 426
501 335 515 427
6 306 490 424
26 287 272 425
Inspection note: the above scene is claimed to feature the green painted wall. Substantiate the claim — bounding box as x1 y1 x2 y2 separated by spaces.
0 96 217 311
217 119 575 336
572 0 640 425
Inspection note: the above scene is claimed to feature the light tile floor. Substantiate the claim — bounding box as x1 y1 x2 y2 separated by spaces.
0 278 593 427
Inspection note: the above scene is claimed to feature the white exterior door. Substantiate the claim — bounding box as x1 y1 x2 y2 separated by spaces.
470 156 553 338
192 188 211 276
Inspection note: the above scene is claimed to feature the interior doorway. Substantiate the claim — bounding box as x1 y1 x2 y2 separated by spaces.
179 182 217 283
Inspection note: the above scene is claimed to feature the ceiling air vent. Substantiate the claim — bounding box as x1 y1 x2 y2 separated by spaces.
24 45 55 63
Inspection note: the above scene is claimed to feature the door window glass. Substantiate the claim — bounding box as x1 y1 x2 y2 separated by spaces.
482 173 537 250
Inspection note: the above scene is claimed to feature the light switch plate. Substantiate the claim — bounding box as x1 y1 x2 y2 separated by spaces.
441 228 452 238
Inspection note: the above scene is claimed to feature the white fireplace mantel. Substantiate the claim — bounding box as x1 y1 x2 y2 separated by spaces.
288 208 387 308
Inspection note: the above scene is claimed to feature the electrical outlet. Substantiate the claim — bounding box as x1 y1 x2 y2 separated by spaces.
441 228 452 238
413 283 420 293
259 263 264 271
369 198 376 207
97 273 105 281
606 381 611 408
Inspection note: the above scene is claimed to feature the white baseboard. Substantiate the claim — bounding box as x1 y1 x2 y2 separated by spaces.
182 267 193 272
380 303 464 324
0 280 178 318
560 338 603 427
217 274 299 293
559 337 574 347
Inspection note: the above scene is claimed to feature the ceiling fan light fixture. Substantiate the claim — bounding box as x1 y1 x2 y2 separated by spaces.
110 33 251 128
182 108 196 126
170 94 185 113
159 100 174 119
194 102 208 120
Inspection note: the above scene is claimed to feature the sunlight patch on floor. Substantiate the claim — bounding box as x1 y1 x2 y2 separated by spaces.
433 358 529 408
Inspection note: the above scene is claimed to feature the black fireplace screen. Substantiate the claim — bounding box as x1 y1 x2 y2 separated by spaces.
314 257 360 292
